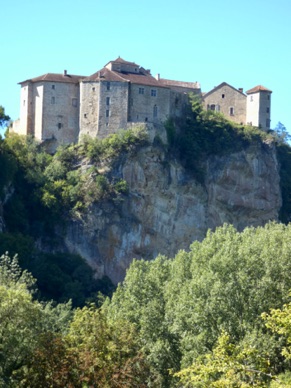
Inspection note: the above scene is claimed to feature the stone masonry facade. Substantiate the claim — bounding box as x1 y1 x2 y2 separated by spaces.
12 58 272 151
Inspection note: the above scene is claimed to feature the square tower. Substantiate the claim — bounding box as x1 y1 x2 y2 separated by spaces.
246 85 272 130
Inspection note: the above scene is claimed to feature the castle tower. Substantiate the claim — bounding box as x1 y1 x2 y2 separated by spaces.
246 85 272 130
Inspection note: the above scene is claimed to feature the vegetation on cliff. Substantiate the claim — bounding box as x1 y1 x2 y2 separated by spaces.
0 126 148 305
165 96 275 182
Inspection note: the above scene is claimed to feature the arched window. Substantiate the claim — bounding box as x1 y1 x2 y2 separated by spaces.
153 105 158 118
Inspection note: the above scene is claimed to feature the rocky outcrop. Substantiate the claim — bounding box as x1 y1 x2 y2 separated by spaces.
62 132 281 284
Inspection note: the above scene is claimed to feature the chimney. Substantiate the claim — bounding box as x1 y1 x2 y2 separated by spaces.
155 73 160 81
238 87 243 93
64 70 67 76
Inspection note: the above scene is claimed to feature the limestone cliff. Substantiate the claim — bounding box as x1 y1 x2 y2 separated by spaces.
61 129 281 284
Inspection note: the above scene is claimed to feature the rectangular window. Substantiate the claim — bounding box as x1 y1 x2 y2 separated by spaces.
52 85 55 90
106 97 110 105
58 123 62 129
106 109 110 118
250 96 253 102
92 87 95 91
84 113 87 118
51 97 55 104
266 118 270 128
139 88 144 94
151 89 157 97
72 98 77 107
229 107 234 116
106 82 110 91
266 107 270 113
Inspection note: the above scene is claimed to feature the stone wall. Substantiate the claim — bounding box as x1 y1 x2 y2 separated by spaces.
258 92 271 130
79 81 101 139
129 84 170 124
34 84 43 140
41 81 79 145
98 80 129 137
204 84 246 125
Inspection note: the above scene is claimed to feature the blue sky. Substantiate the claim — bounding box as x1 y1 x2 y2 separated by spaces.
1 0 290 134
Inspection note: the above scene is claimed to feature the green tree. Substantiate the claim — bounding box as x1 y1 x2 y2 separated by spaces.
108 223 291 386
174 331 272 387
0 106 10 128
0 253 72 386
273 122 290 144
67 304 151 387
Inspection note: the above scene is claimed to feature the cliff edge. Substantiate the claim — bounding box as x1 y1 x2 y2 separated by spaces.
62 129 281 283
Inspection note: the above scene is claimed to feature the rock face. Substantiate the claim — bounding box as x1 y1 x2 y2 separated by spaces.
63 134 281 284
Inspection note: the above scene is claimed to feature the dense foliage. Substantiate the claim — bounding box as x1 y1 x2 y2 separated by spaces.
3 224 291 386
0 254 150 387
107 223 291 386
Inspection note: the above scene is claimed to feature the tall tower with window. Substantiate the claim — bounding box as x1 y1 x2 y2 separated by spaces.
246 85 272 130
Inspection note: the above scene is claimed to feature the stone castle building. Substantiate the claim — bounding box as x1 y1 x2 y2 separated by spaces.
12 57 272 150
203 82 272 129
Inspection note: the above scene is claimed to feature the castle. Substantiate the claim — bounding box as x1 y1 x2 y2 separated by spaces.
12 57 272 150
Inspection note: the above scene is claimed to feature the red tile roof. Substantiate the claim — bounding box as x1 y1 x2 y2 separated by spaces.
19 73 85 85
246 85 272 94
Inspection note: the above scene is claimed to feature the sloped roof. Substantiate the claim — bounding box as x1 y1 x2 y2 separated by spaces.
203 82 246 98
84 63 166 88
246 85 272 94
19 73 85 85
85 67 128 82
111 57 139 66
160 78 200 90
